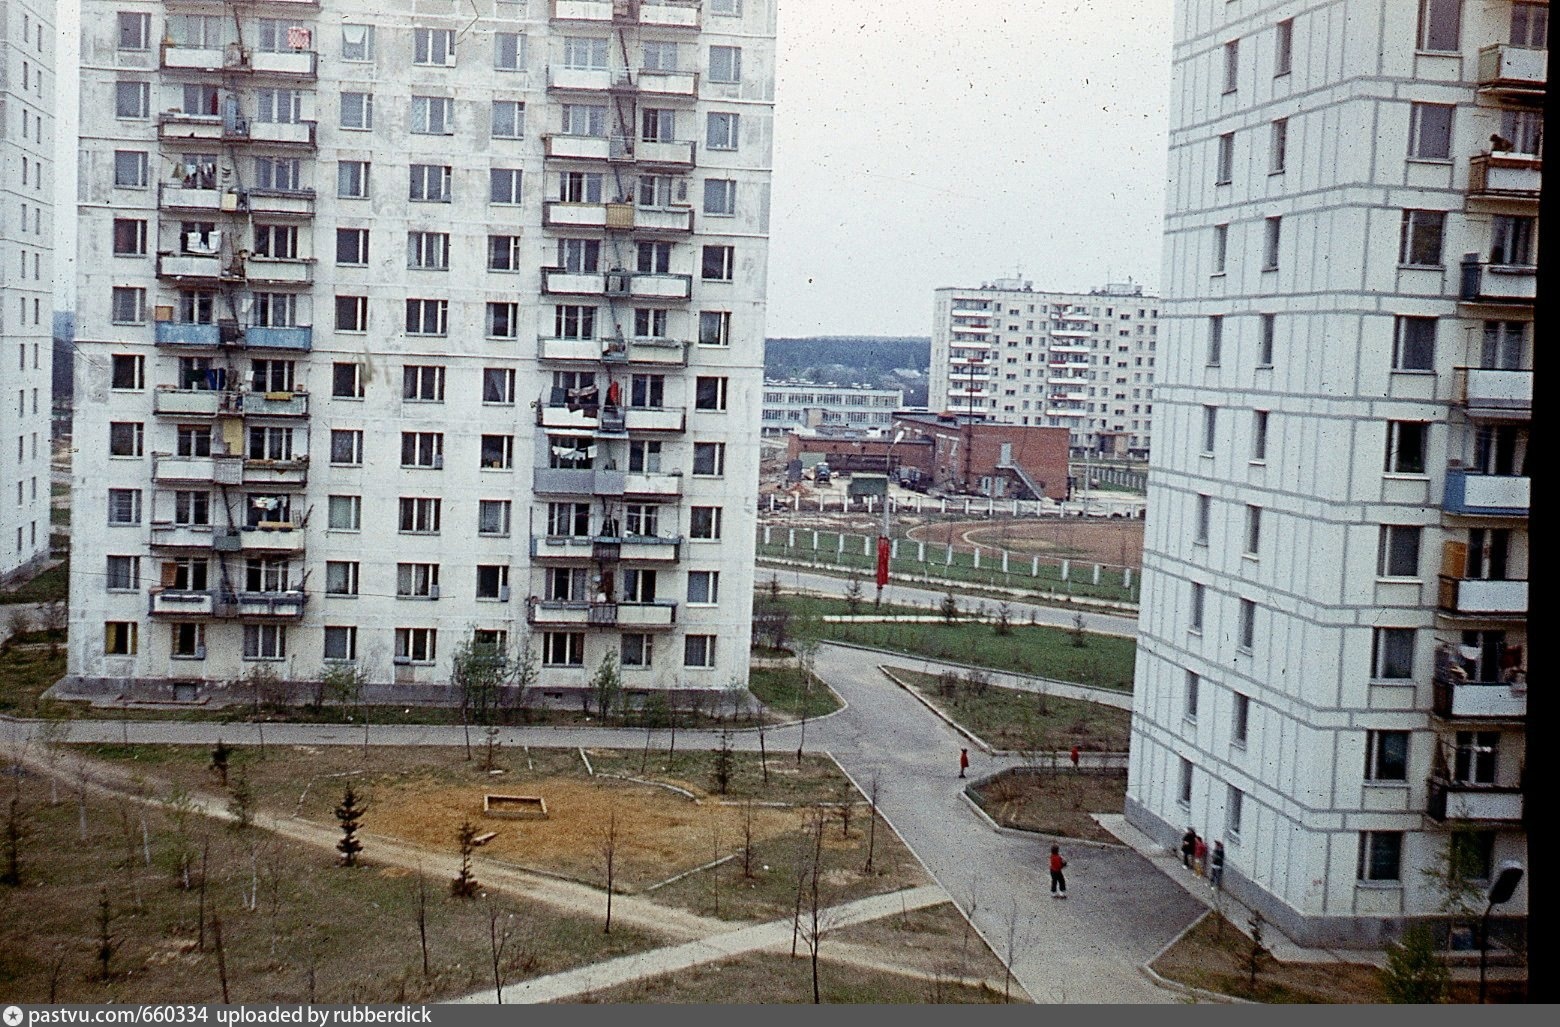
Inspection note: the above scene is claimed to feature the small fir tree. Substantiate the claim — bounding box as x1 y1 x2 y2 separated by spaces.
335 784 364 867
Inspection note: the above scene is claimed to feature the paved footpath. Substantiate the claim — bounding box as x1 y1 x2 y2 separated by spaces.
12 640 1198 1004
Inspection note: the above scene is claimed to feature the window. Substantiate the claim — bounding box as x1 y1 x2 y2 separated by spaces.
341 23 374 61
561 171 604 203
542 633 585 667
109 422 144 457
556 305 597 339
114 151 149 188
340 92 373 131
1184 671 1199 721
414 27 455 66
410 96 453 135
635 309 667 338
1206 316 1222 366
703 179 736 215
1232 693 1249 745
112 219 148 256
327 495 361 531
701 245 735 281
1372 628 1415 680
410 164 452 202
1398 210 1445 266
1178 758 1193 805
106 556 140 592
1450 831 1496 883
118 11 151 50
1262 216 1281 270
170 623 205 659
331 363 364 399
1215 133 1234 184
115 81 149 120
621 634 653 668
561 103 607 138
1244 505 1261 556
560 238 601 273
563 36 608 69
329 430 364 466
1238 599 1256 651
1358 832 1403 882
1481 320 1527 370
1257 314 1276 365
636 241 671 274
1190 583 1205 631
407 232 450 272
690 506 723 540
1385 422 1428 474
476 565 510 600
254 157 302 192
111 355 144 390
111 287 146 324
643 40 680 71
490 168 523 204
480 435 514 470
492 100 525 139
1201 406 1217 454
1194 494 1211 545
483 368 517 404
1274 18 1293 76
338 161 370 199
396 563 441 599
1252 411 1269 461
641 108 676 142
478 499 512 537
624 505 660 538
707 112 739 150
1454 731 1499 784
495 32 526 70
710 45 742 83
255 88 302 125
403 365 446 401
1269 119 1287 173
1222 39 1239 93
334 228 370 267
252 224 298 260
1392 317 1436 371
1408 103 1453 160
687 571 720 605
104 622 138 656
488 235 522 272
1498 108 1543 155
695 377 729 411
400 432 444 469
711 0 742 14
1377 526 1422 578
107 489 142 526
693 442 726 476
547 502 590 538
395 628 438 664
399 497 442 534
323 626 358 662
698 310 731 346
1212 224 1228 274
1417 0 1461 52
335 296 368 333
243 624 286 661
173 490 210 526
1490 215 1535 266
684 635 717 668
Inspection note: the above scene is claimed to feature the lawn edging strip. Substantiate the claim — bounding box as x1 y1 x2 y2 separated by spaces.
959 771 1130 852
821 638 1133 702
878 664 996 754
1138 910 1253 1005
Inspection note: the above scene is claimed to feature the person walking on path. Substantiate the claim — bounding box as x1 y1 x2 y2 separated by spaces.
1069 745 1080 769
1181 827 1197 869
1193 835 1209 878
1049 845 1068 899
1209 841 1225 891
959 748 969 779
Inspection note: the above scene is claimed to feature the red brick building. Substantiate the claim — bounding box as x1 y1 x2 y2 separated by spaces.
892 414 1070 500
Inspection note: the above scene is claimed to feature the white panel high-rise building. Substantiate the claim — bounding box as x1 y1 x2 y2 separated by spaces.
69 0 774 704
1128 0 1535 946
1 0 54 585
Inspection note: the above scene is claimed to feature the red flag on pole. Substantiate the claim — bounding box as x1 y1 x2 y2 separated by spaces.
876 536 890 588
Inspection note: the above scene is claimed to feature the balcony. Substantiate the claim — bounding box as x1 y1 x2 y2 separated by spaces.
617 601 679 628
1443 468 1530 516
547 65 615 92
1455 368 1532 420
542 269 610 295
157 113 226 144
1459 258 1537 308
242 258 314 285
1468 153 1541 202
243 326 313 351
160 44 226 72
158 184 227 213
1433 678 1527 721
543 134 623 161
156 253 230 282
231 591 308 620
531 535 596 560
624 471 683 497
627 273 693 300
526 599 678 628
624 408 686 433
152 453 244 485
1438 576 1528 616
636 70 699 97
154 321 235 347
239 391 310 416
250 50 318 78
243 190 316 217
594 535 684 563
551 0 614 20
638 1 701 29
1426 779 1525 824
243 457 309 487
148 589 217 618
247 120 317 147
537 403 608 431
541 269 692 300
152 388 227 416
543 201 638 230
634 139 697 167
538 336 689 366
533 466 626 496
1477 44 1547 96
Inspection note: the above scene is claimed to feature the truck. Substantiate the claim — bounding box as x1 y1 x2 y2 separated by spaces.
812 461 832 485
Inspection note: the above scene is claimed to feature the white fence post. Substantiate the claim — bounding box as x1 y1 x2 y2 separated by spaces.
973 548 981 570
1001 550 1009 573
1061 559 1070 580
837 534 845 555
812 530 819 551
1092 564 1102 585
763 525 772 545
1031 555 1039 577
1124 567 1132 590
788 528 796 547
890 539 899 559
918 541 926 562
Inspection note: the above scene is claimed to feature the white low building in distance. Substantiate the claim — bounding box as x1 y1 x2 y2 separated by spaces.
1129 0 1533 946
929 278 1160 459
759 379 902 436
68 0 775 705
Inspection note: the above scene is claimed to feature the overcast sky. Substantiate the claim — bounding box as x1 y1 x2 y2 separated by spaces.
53 0 1174 338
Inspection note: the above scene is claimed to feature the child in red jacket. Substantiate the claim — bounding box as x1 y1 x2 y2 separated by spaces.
1049 845 1068 899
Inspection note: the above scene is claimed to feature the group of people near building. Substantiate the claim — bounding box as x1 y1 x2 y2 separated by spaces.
1180 827 1224 890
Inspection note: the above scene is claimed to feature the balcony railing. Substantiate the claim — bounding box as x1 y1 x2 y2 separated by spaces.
152 388 226 416
1468 153 1542 199
156 253 232 281
533 466 626 496
1477 43 1547 93
243 190 316 217
538 335 689 366
1460 256 1537 304
152 453 244 485
636 70 699 97
1426 778 1525 823
1433 678 1527 720
157 184 226 212
598 535 684 562
243 457 310 486
1455 367 1533 419
239 390 310 416
525 598 677 628
1437 576 1528 615
231 591 308 619
1443 467 1530 516
242 258 315 285
243 326 313 351
541 269 693 300
148 589 217 618
547 66 615 91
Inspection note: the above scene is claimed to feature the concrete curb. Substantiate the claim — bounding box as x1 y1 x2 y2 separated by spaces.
957 779 1131 852
817 639 1134 706
1136 911 1253 1005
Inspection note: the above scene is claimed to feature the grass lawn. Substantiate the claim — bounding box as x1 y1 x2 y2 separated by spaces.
968 768 1127 844
0 559 68 605
748 665 844 720
0 765 661 1003
0 640 67 717
1151 913 1527 1003
884 667 1130 751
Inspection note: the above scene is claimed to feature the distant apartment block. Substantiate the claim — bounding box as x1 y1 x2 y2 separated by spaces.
759 379 902 436
69 0 776 702
929 278 1159 458
0 0 53 584
1129 0 1534 946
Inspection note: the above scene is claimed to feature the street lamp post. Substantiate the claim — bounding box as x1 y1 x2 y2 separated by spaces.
876 429 905 608
1479 861 1524 1002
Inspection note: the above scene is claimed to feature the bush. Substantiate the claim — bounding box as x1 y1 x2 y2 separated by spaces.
1380 926 1449 1003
